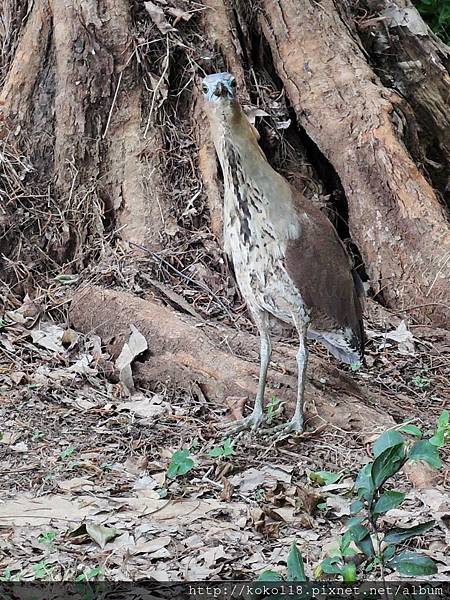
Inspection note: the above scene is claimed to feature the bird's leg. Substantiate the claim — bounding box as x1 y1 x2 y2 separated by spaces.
269 318 308 436
289 327 308 433
225 325 271 434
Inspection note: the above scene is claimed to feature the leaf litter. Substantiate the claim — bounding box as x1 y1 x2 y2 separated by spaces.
0 290 449 580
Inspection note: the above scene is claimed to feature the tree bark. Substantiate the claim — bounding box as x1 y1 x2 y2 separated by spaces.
258 0 450 327
357 0 450 200
1 2 449 342
69 285 395 432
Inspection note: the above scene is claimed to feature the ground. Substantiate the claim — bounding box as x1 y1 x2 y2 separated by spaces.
0 280 449 582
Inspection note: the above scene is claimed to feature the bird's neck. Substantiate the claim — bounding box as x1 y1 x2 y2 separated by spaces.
208 104 267 176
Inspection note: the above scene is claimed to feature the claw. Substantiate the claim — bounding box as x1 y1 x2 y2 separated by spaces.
224 411 265 435
265 415 304 439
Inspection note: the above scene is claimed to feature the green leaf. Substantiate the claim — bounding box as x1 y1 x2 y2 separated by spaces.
373 430 404 457
258 570 284 581
341 531 358 558
208 438 235 458
429 410 449 448
348 524 375 557
350 500 364 514
345 517 365 530
209 446 224 458
266 396 282 425
167 449 195 479
429 429 446 448
85 523 119 549
389 551 437 576
222 438 235 457
321 556 343 575
355 463 375 503
75 567 102 582
412 375 430 389
384 520 435 544
32 561 52 579
408 440 441 469
308 470 342 486
59 446 76 460
37 530 57 545
287 542 307 582
373 490 406 515
437 409 449 429
383 545 396 561
397 424 422 438
341 562 357 583
372 443 405 489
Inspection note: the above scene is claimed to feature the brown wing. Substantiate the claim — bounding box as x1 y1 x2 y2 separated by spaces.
285 203 364 356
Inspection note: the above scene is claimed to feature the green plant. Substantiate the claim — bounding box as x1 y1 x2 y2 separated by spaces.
259 541 307 582
167 448 195 479
59 446 76 460
266 396 282 425
32 560 53 579
308 470 342 486
75 567 103 582
317 532 358 582
209 437 234 458
38 530 57 546
429 409 449 448
414 0 450 43
318 415 448 581
412 375 431 389
0 568 23 582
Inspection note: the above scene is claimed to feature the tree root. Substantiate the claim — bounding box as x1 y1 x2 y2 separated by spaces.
69 285 396 434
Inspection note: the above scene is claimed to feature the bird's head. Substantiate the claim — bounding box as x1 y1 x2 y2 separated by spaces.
202 72 237 117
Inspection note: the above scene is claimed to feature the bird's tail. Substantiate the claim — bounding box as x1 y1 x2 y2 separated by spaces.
307 329 362 365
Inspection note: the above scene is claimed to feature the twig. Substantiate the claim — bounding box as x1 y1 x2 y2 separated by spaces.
144 37 170 139
129 241 238 325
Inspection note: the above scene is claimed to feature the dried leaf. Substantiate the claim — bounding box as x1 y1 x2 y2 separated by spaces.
119 395 169 419
297 487 323 515
11 441 29 453
132 536 171 555
199 545 227 568
382 6 429 36
86 523 120 549
115 325 148 394
58 477 94 492
385 320 415 355
30 323 65 353
10 371 26 385
144 1 175 34
167 7 192 22
326 494 352 517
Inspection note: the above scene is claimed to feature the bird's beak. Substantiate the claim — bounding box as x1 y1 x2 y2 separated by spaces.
213 81 229 98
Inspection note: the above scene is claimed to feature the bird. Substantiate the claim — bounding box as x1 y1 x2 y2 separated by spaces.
202 72 365 435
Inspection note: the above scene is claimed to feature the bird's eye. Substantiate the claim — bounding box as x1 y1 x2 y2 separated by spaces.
202 84 209 94
230 79 237 88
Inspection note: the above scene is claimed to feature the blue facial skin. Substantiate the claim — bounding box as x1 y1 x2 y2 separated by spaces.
202 72 237 103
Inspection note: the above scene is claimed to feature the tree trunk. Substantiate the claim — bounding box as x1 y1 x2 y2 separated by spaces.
1 1 449 391
258 0 450 326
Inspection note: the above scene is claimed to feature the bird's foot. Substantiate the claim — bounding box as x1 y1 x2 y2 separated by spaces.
223 410 264 436
265 415 304 439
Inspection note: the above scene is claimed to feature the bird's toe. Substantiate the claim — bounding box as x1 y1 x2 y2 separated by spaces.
223 412 265 435
265 416 305 439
